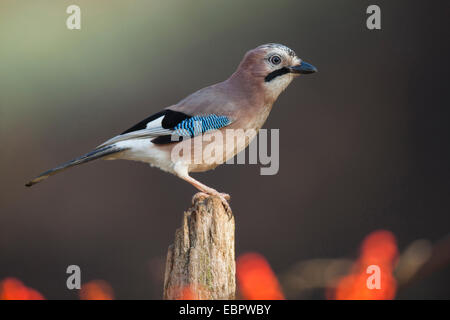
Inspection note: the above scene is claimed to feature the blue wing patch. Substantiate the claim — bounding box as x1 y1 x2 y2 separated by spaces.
173 114 232 137
100 110 232 147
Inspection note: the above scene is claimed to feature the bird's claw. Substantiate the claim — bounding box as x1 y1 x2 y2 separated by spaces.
192 192 209 204
192 192 232 218
215 193 232 218
219 192 231 201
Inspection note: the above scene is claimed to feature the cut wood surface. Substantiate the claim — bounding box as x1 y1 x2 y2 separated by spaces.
163 195 236 300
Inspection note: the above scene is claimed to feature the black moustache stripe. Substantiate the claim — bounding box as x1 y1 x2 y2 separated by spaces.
264 67 290 82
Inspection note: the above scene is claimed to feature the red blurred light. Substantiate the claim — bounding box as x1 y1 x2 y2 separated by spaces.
329 230 398 300
237 252 285 300
178 286 196 300
360 230 398 266
0 277 44 300
79 280 114 300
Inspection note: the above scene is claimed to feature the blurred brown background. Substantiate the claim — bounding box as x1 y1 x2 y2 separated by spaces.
0 0 449 299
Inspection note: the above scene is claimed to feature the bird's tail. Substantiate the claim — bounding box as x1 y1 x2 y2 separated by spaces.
25 145 129 187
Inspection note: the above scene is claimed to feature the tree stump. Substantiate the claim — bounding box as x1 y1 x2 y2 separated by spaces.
163 195 236 300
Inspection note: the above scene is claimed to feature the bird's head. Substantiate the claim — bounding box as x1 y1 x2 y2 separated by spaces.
235 43 317 101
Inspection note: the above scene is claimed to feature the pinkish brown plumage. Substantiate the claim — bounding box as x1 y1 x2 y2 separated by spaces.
26 43 317 209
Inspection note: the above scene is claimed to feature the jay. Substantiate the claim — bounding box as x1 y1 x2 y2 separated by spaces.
26 43 317 207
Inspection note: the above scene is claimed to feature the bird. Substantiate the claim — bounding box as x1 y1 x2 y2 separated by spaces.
25 43 317 209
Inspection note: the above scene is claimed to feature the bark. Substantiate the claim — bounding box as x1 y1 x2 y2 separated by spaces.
163 195 235 300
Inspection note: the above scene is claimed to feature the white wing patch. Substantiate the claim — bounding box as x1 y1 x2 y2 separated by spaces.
97 115 173 148
145 115 164 130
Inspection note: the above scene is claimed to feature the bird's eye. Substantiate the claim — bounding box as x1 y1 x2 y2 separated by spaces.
269 55 282 65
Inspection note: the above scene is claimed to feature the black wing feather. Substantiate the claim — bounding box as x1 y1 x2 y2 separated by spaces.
121 110 190 135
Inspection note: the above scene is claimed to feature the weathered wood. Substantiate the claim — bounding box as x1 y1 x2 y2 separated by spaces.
163 195 236 300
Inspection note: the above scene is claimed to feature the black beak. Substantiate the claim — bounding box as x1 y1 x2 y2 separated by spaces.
289 61 317 75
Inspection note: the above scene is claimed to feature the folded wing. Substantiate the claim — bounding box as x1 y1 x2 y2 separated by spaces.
98 109 232 148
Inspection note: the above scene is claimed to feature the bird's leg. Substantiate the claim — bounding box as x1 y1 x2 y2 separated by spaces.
177 173 231 213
